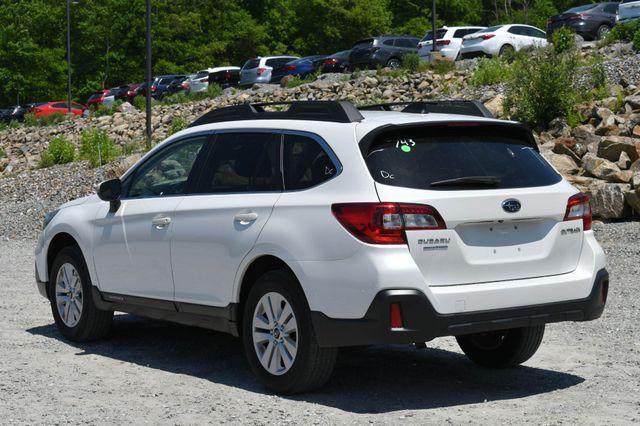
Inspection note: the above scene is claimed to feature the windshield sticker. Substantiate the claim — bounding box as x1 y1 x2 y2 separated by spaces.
395 138 415 153
324 166 334 175
380 170 395 179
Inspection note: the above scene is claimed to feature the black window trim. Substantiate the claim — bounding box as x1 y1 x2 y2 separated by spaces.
120 131 213 200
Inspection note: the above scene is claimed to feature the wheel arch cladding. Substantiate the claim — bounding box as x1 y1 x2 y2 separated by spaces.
238 255 305 331
47 232 81 279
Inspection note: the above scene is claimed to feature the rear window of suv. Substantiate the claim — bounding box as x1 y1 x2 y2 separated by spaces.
243 59 260 69
364 125 561 190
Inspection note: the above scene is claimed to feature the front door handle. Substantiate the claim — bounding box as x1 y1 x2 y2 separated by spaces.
234 212 258 225
152 216 172 229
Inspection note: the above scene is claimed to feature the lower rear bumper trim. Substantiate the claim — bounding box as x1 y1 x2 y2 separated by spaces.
311 268 609 347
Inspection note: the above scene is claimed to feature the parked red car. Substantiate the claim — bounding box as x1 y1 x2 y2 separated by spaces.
86 90 110 107
31 102 87 118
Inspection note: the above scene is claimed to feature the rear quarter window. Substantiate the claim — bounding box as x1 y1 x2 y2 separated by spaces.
363 125 561 190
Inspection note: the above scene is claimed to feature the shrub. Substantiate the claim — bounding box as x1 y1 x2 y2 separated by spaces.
39 136 76 168
503 47 580 127
634 29 640 51
431 59 455 75
40 112 66 126
471 57 511 86
122 139 146 155
132 95 158 111
0 147 5 158
79 129 119 167
402 53 421 72
9 120 19 129
552 27 576 54
207 83 222 98
24 112 37 127
168 116 188 135
606 19 640 43
0 122 6 131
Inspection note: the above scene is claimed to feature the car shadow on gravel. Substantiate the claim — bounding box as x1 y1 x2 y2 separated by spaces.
28 314 584 413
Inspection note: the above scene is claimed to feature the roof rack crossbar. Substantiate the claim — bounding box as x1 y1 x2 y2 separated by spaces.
189 100 364 127
358 100 494 118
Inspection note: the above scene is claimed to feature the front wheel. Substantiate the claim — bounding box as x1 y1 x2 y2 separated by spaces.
456 325 545 368
49 246 113 342
242 270 337 394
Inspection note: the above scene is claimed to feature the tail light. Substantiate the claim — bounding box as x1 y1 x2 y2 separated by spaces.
481 34 495 40
564 192 592 231
257 67 267 75
151 85 157 92
181 81 189 89
331 203 446 245
436 39 451 46
285 65 296 70
324 58 338 65
569 13 586 20
390 303 404 329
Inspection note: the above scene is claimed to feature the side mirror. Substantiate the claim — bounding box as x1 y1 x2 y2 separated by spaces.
97 178 122 212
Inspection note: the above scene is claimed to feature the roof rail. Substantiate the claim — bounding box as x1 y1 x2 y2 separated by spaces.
359 100 494 118
189 101 364 127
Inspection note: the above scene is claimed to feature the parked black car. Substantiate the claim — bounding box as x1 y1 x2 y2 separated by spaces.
209 68 241 88
348 35 420 70
321 50 351 73
151 75 186 99
0 104 32 123
107 85 131 101
547 2 619 40
165 76 189 97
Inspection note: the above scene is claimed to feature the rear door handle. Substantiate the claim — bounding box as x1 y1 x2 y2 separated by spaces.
152 216 172 228
234 212 258 224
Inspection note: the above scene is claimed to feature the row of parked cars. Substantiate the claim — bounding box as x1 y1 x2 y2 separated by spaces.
2 1 637 121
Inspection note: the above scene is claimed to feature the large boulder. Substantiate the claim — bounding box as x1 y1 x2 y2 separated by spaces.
625 188 640 213
588 181 631 219
484 94 504 118
625 95 640 110
552 137 582 162
582 153 621 179
597 136 640 163
543 152 579 175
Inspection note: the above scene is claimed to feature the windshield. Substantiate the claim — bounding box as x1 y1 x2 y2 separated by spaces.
364 127 560 190
420 29 447 41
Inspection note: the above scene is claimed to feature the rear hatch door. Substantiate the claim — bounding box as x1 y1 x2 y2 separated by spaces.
362 122 583 286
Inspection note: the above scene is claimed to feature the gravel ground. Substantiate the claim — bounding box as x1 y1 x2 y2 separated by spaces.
0 222 638 424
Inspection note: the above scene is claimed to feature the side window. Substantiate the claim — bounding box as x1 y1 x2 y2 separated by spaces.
453 29 467 38
201 132 281 193
128 137 207 198
52 103 67 109
508 26 524 35
604 3 618 13
283 133 337 190
396 38 416 48
383 39 396 46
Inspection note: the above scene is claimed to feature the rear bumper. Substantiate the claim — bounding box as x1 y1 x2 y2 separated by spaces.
311 268 608 347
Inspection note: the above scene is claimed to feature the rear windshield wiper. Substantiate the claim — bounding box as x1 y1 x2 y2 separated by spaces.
429 176 502 187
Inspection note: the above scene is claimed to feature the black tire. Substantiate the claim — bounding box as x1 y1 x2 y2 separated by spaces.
242 269 338 394
386 58 402 69
456 325 545 368
499 44 515 57
596 25 611 40
48 246 113 342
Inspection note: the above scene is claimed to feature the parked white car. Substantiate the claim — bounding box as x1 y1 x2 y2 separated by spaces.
186 67 241 93
35 100 608 394
459 24 548 59
418 26 486 60
618 0 640 23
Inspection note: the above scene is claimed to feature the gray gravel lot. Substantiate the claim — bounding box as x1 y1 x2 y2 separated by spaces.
0 222 638 424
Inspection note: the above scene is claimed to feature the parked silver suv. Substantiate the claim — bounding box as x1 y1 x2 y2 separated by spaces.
239 56 299 87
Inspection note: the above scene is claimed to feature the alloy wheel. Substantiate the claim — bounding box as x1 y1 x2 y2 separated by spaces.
252 292 298 376
55 263 83 328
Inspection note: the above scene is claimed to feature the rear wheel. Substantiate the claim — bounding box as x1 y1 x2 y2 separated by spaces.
49 246 113 342
386 58 402 69
456 325 545 368
242 270 337 394
499 44 515 57
596 25 611 40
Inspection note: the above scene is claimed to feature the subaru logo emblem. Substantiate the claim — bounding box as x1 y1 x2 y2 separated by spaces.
502 199 521 213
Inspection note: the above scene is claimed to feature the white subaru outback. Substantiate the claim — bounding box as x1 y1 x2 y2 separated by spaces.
35 100 608 394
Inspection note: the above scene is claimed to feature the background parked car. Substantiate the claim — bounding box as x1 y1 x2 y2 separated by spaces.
151 75 186 99
348 35 420 70
459 24 547 58
618 0 640 22
418 26 486 60
86 90 110 108
30 102 86 118
283 55 328 79
125 83 142 101
1 104 32 122
208 67 241 88
165 76 189 97
107 85 131 101
547 2 619 40
321 50 351 73
239 56 299 87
